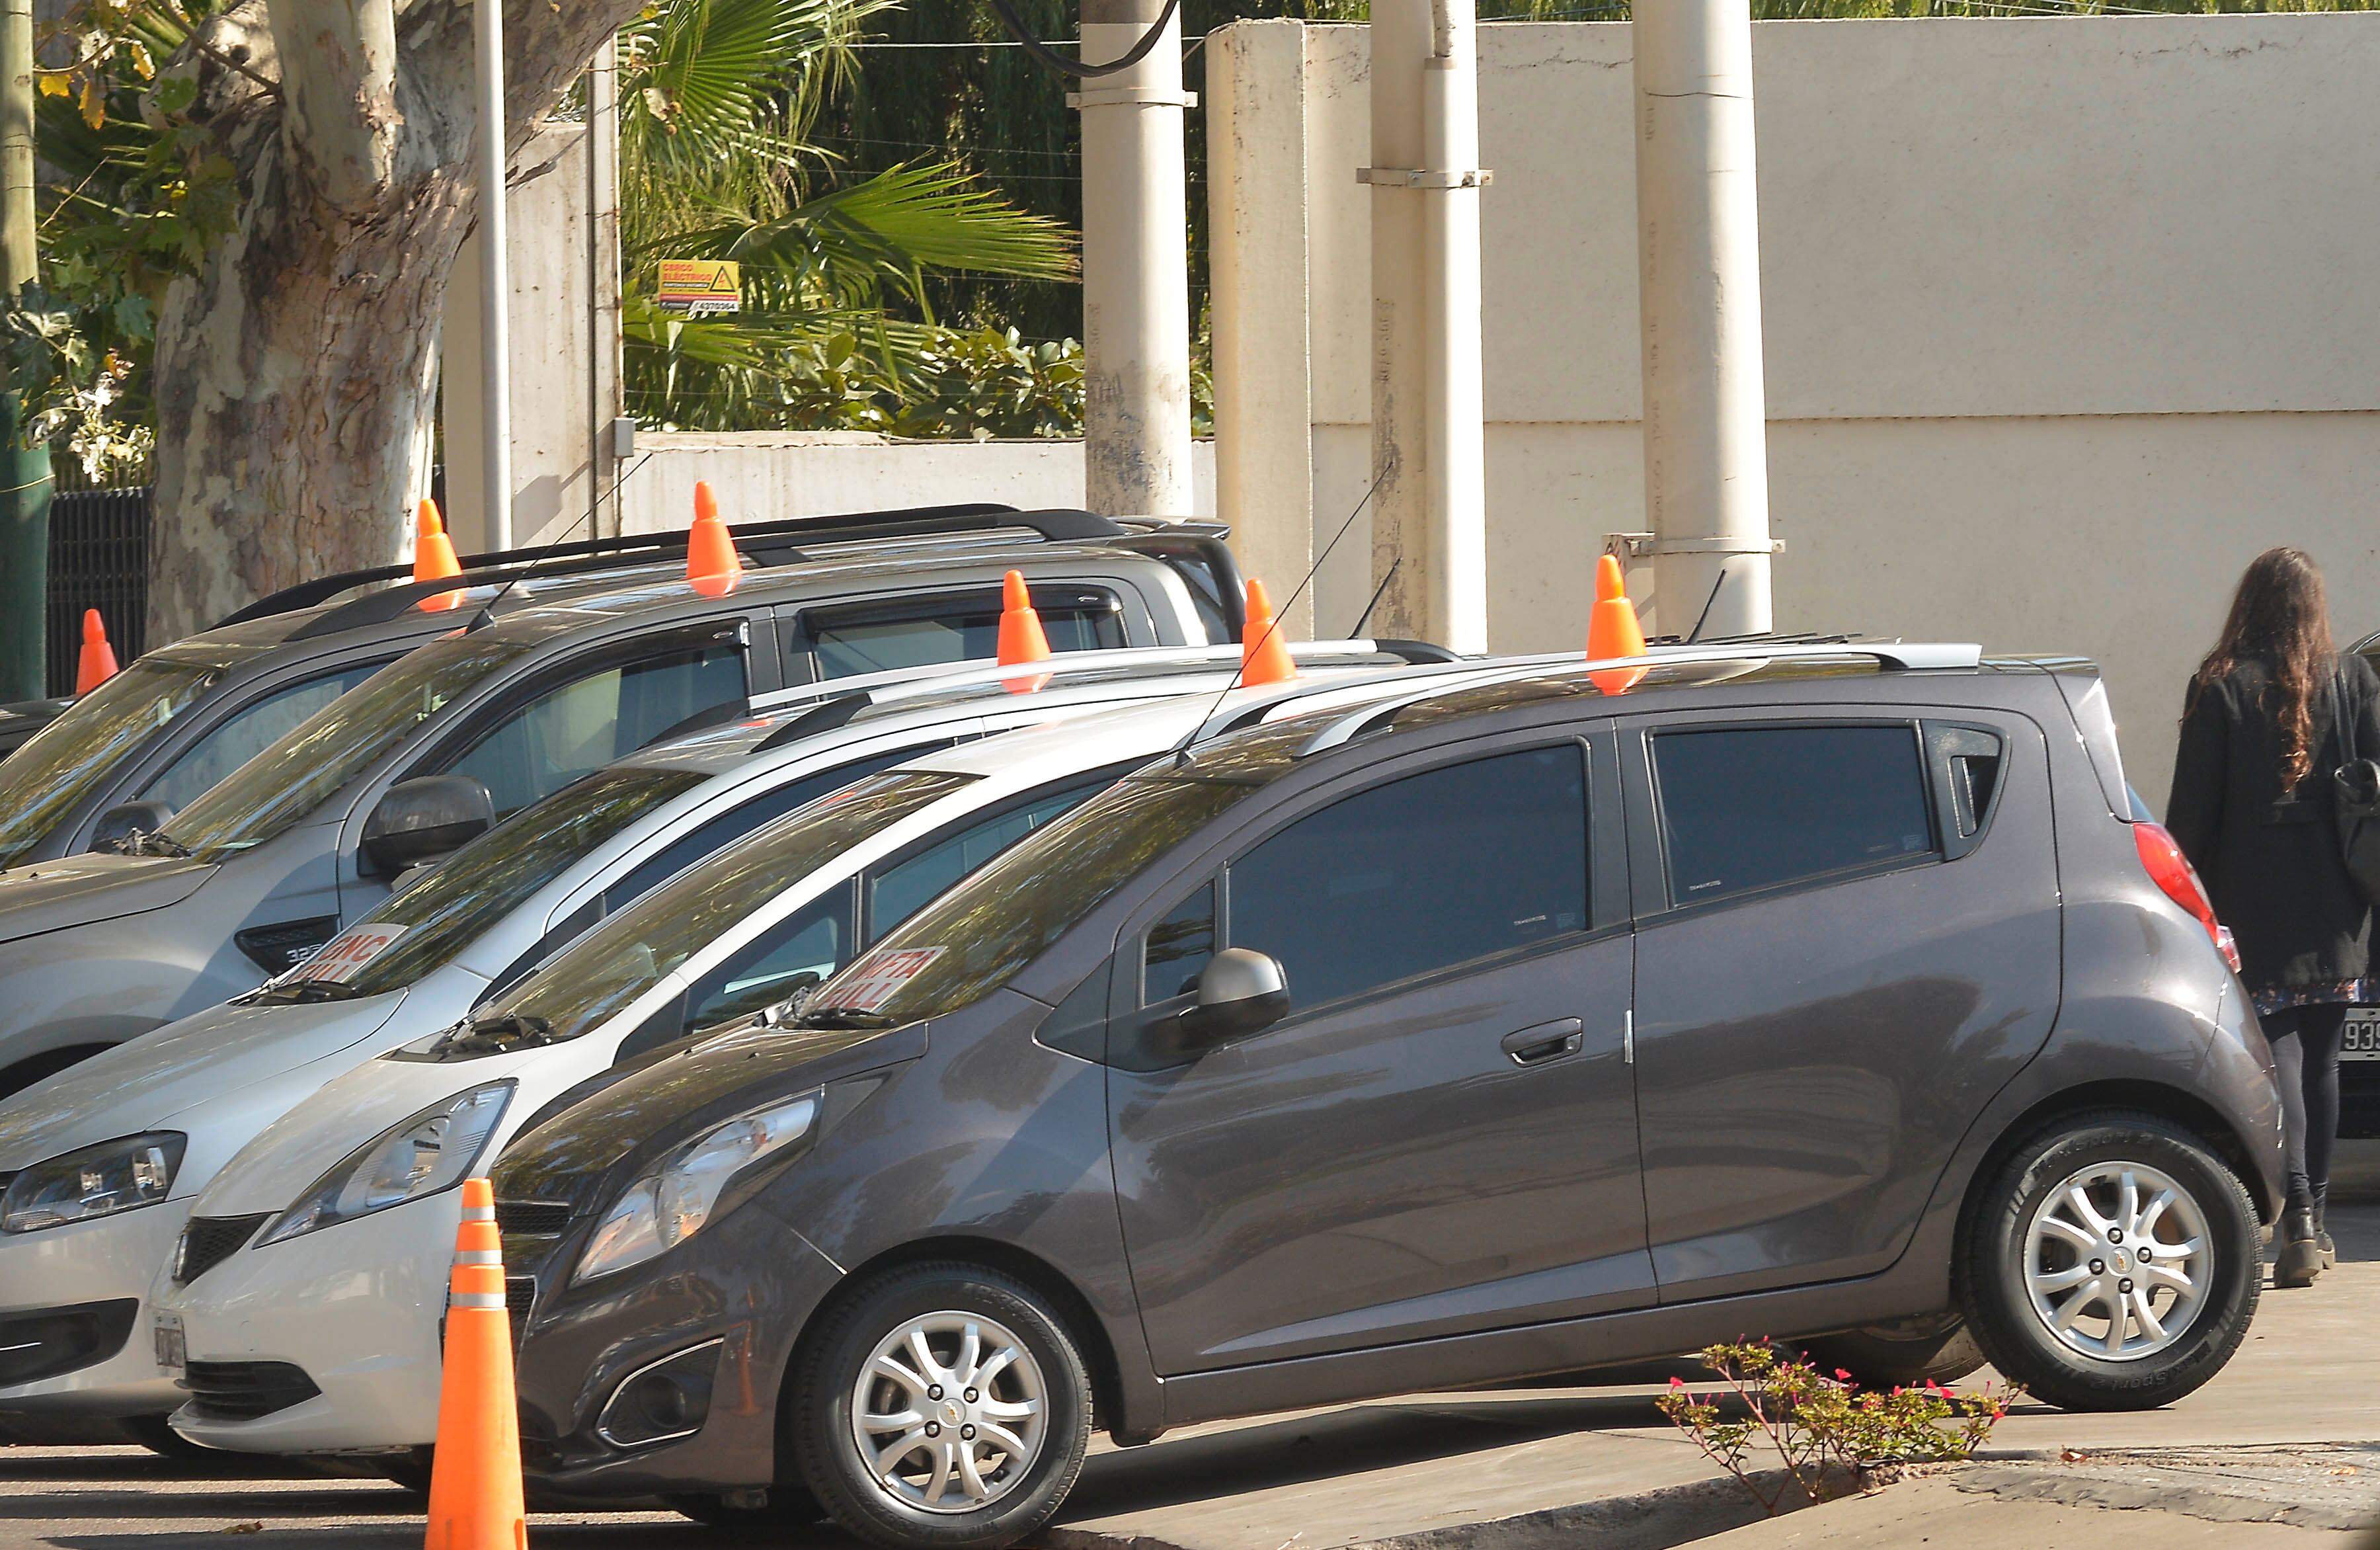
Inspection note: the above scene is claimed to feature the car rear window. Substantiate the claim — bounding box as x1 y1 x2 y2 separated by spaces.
1653 724 1934 905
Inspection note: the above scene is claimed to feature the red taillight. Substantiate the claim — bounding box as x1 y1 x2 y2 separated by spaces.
2133 821 2241 971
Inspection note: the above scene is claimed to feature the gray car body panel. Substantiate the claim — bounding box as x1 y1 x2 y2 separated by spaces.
487 653 2285 1492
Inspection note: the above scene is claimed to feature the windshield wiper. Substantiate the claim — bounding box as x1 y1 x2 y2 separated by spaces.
793 1006 896 1031
117 831 191 858
260 979 362 1004
441 1013 558 1054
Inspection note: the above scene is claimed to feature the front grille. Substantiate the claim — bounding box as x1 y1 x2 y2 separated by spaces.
495 1200 573 1235
175 1214 270 1285
181 1360 321 1422
0 1299 139 1387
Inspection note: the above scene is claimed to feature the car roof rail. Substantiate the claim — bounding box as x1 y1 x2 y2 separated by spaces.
216 501 1141 628
1291 640 1984 758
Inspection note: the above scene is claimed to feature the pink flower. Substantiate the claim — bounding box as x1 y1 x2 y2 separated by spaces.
1835 1369 1854 1382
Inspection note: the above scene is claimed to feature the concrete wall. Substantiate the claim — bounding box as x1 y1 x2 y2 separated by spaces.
1210 13 2380 803
617 432 1217 535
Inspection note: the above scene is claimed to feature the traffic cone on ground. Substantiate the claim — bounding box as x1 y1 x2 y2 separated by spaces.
422 1178 527 1550
996 570 1052 694
1585 554 1647 695
414 500 465 612
1240 578 1297 688
73 610 117 694
686 481 742 597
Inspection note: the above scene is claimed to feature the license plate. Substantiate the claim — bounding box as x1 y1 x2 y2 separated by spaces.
153 1313 184 1372
2344 1014 2380 1061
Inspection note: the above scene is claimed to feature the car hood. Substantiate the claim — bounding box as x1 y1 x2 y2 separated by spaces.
0 990 411 1170
491 1017 928 1216
0 850 214 942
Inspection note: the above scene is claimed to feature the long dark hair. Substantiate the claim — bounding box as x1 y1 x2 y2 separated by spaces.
2191 547 2336 788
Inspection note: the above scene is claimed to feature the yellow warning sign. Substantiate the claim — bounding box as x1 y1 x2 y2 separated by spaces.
657 259 742 316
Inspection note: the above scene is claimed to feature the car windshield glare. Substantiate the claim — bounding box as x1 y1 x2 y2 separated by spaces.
159 630 541 861
257 766 709 1002
807 717 1316 1028
0 651 231 870
422 768 976 1055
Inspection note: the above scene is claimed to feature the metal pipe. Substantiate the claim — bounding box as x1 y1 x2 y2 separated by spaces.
1076 0 1194 519
473 0 514 550
1631 0 1774 637
1 0 32 295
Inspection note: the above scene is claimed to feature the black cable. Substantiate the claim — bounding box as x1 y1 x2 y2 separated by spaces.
982 0 1183 79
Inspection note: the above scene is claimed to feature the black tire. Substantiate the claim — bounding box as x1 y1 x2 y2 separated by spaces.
793 1263 1092 1550
1800 1322 1987 1391
118 1413 211 1461
372 1446 436 1498
1958 1110 2260 1412
665 1486 824 1531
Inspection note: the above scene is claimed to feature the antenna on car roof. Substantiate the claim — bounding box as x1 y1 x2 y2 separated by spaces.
1349 559 1400 641
1169 464 1396 767
464 573 528 632
1682 561 1730 645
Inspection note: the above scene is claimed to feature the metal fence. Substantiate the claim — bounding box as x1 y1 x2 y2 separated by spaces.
45 483 151 699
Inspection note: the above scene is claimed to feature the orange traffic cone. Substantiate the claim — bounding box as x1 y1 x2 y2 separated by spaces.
415 500 465 612
1240 578 1296 688
1586 554 1647 695
73 610 117 694
687 481 742 598
422 1178 527 1550
994 569 1053 694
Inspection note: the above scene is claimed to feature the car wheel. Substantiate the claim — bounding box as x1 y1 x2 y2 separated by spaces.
793 1262 1091 1550
1800 1322 1987 1391
372 1446 436 1498
664 1485 824 1531
117 1414 213 1461
1959 1110 2259 1412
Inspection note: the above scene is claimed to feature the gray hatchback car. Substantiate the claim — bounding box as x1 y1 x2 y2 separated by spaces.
489 643 2282 1550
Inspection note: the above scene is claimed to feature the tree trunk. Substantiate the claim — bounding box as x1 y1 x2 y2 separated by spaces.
145 0 641 644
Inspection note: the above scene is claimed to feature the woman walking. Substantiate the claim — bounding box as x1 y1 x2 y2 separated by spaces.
2168 547 2380 1287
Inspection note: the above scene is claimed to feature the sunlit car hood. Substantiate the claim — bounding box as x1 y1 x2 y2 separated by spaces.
491 1016 929 1215
0 850 214 942
0 989 409 1169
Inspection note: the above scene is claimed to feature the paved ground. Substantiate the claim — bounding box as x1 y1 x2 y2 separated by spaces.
8 1161 2380 1549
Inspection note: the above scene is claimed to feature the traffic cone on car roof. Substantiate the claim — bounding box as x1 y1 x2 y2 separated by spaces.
1585 554 1648 696
996 569 1052 694
414 500 465 612
422 1178 527 1550
1240 578 1296 688
687 480 742 597
73 610 117 694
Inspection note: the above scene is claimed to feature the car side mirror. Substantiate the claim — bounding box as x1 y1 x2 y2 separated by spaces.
362 775 494 877
91 799 177 854
1172 949 1290 1052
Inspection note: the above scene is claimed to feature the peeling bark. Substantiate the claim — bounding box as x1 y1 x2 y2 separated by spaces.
146 0 645 643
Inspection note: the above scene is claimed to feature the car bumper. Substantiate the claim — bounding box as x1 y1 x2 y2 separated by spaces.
159 1192 462 1453
514 1200 842 1496
0 1201 188 1416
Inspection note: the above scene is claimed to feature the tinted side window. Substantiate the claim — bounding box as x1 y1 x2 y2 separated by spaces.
1226 745 1588 1010
447 645 746 818
141 661 387 810
1653 724 1935 905
1143 883 1215 1002
799 591 1127 680
865 779 1111 942
685 888 852 1032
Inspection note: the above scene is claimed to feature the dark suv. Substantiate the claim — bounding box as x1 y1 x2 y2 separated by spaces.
490 644 2282 1550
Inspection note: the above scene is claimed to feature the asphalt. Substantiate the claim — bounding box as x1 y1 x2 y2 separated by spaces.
5 1155 2380 1549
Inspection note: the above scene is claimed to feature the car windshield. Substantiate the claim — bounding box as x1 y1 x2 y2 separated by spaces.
0 649 237 870
415 768 975 1055
159 630 541 862
807 716 1316 1027
255 765 709 1002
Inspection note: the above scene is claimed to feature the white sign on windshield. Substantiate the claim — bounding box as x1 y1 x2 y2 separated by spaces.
288 923 409 983
826 946 945 1012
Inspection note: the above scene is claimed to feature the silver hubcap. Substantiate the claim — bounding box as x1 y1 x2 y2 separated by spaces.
851 1311 1047 1514
2023 1160 2209 1362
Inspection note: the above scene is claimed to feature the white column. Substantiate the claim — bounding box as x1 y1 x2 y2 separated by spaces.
473 0 514 550
1632 0 1773 638
1365 0 1488 653
1076 0 1195 519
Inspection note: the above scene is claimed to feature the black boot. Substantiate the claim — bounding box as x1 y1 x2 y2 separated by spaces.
2278 1205 2323 1287
2315 1200 2337 1269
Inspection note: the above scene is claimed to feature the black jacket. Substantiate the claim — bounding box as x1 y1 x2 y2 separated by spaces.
2166 653 2380 989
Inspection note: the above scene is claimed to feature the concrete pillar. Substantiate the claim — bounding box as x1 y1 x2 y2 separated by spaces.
1208 20 1315 637
1076 0 1195 520
1632 0 1774 637
1365 0 1488 653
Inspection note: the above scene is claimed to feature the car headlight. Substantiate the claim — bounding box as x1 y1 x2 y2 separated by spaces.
257 1082 513 1247
0 1132 185 1234
575 1092 820 1284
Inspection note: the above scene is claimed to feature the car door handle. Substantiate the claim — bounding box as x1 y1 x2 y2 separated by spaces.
1501 1018 1585 1067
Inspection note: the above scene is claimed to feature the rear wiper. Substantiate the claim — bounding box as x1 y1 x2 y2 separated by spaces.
441 1014 557 1054
793 1007 895 1031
